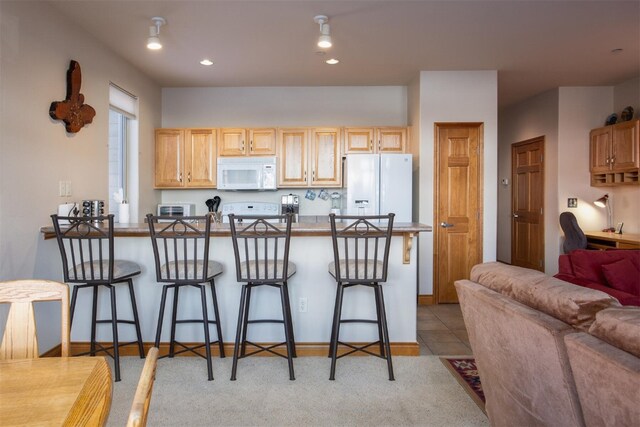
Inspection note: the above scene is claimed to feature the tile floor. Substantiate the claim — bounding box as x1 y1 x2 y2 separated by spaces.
417 304 473 356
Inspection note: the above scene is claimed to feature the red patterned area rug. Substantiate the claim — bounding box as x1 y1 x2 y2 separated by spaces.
440 357 486 414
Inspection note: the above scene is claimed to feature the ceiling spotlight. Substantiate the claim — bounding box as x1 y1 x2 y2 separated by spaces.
200 59 214 66
314 15 332 49
147 17 166 50
326 58 339 65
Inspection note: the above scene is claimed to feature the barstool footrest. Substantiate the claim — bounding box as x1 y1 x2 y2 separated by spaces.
239 340 289 359
174 319 220 325
95 319 138 325
340 319 378 324
160 340 220 360
247 319 284 324
334 340 388 359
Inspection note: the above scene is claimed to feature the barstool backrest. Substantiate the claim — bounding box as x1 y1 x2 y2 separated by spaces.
229 214 292 283
329 213 395 283
51 214 115 283
147 215 213 284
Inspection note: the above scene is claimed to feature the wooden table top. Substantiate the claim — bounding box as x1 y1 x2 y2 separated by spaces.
0 357 112 427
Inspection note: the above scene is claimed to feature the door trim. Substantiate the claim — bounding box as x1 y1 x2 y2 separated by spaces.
433 122 484 304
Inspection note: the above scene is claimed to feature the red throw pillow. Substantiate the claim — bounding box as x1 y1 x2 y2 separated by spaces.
601 258 640 296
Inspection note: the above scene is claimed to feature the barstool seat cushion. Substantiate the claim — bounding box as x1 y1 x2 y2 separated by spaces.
159 260 223 281
328 260 385 281
238 260 296 280
69 259 141 281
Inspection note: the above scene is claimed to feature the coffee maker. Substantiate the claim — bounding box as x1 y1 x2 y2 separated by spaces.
280 194 299 222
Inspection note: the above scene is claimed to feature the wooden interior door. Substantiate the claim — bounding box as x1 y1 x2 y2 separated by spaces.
435 123 483 303
511 136 545 271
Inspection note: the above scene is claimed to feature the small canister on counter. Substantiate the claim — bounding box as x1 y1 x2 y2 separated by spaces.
82 200 105 223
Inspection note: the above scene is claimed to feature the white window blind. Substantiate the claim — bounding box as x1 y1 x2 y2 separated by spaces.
109 83 137 119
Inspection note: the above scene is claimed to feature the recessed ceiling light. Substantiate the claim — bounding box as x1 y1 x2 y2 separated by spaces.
200 59 214 66
326 58 339 65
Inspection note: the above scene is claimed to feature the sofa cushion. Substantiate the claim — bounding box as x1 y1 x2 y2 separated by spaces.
588 307 640 358
601 258 640 296
471 262 621 331
569 249 640 285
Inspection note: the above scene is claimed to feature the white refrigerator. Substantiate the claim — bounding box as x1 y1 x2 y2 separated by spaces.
345 154 413 222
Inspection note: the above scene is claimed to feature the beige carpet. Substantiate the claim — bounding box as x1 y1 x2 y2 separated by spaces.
107 355 488 426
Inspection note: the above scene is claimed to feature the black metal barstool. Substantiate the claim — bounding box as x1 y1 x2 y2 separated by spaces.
51 214 145 382
228 214 296 381
147 214 225 381
328 213 395 381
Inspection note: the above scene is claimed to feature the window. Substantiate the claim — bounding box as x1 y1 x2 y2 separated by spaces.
108 83 138 221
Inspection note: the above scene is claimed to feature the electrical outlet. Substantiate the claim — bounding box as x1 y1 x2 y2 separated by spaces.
298 297 308 313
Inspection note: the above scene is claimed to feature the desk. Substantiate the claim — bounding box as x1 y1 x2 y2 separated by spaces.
0 357 112 426
585 231 640 250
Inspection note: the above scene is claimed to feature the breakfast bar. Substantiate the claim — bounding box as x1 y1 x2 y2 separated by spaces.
41 220 431 356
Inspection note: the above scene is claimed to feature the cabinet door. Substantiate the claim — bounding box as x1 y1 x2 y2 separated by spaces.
249 128 276 156
344 128 374 153
311 128 342 187
278 129 308 187
219 128 246 156
185 129 216 188
155 129 184 188
377 127 407 152
589 127 611 173
611 120 639 170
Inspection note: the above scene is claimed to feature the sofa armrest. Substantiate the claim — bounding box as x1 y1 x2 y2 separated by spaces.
558 254 574 276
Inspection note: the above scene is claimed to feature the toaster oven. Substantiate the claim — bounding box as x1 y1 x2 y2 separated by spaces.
157 203 196 221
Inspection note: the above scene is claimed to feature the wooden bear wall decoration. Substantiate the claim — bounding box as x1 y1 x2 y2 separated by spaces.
49 60 96 133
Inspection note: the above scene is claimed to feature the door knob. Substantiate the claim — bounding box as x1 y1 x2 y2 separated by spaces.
513 213 519 218
440 222 454 228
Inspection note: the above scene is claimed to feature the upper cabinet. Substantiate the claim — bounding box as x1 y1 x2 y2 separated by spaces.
219 128 276 156
155 129 217 189
311 128 342 186
590 119 639 186
278 128 309 187
278 127 342 187
344 127 408 154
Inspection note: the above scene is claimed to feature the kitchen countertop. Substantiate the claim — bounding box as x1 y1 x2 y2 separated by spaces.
40 218 431 239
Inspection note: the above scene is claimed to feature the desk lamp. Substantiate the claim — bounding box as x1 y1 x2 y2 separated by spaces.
594 194 615 232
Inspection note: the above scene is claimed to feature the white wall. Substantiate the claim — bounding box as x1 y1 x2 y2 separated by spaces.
417 71 498 294
498 77 640 274
558 88 613 237
611 76 640 234
0 1 161 351
160 86 408 215
498 89 559 266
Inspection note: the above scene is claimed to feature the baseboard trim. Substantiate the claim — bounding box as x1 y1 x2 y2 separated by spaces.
64 341 419 357
418 295 434 305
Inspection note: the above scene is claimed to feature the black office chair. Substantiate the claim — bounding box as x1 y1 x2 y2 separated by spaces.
51 214 144 382
559 211 588 253
328 213 395 380
147 214 225 381
228 214 296 381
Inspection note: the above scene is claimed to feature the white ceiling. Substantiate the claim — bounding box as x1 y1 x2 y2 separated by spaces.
48 0 640 108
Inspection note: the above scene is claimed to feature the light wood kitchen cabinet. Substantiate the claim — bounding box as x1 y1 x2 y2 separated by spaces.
590 119 639 186
155 128 217 189
310 128 342 187
278 128 309 187
219 128 276 156
344 127 408 153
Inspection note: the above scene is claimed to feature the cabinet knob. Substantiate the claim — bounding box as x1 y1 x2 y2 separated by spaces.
250 140 253 152
370 140 373 151
304 170 307 181
187 172 191 182
179 173 183 182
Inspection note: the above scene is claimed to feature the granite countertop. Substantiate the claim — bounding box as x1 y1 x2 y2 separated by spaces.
40 217 431 239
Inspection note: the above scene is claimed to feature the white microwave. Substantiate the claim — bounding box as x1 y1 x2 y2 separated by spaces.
217 156 277 190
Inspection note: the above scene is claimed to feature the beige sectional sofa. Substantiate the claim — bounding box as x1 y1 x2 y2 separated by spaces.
455 262 640 427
